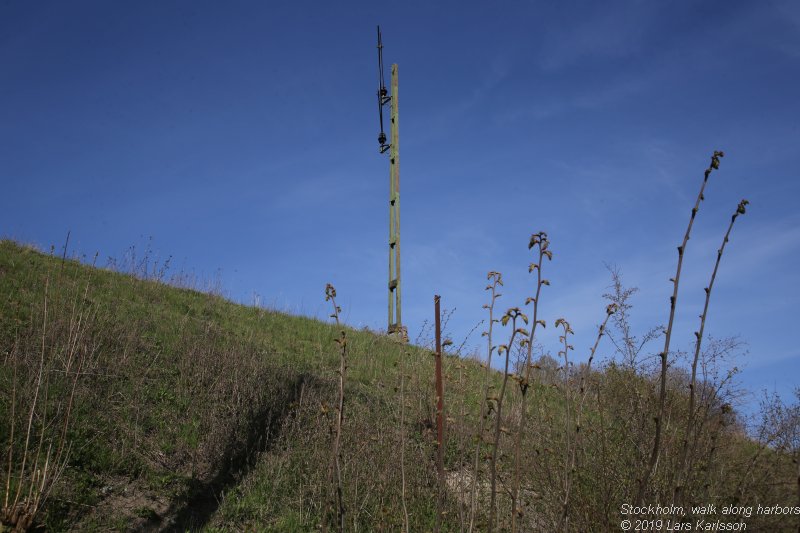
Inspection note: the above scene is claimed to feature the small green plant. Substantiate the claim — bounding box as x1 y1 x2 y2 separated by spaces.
133 506 158 520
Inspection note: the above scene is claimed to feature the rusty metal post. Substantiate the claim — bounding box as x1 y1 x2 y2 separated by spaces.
434 295 445 531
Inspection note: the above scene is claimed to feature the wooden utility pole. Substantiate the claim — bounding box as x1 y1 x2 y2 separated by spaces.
387 63 404 340
377 27 406 342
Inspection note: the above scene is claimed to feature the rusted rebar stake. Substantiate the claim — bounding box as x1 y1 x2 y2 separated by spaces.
434 295 445 532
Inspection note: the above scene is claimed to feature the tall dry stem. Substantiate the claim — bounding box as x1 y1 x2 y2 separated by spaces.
511 231 551 532
324 283 346 533
674 199 748 502
399 351 410 533
636 150 724 506
555 318 574 531
488 307 528 533
3 257 98 530
468 271 502 533
558 304 616 530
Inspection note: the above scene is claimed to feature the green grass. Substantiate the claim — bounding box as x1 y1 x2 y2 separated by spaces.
0 240 468 530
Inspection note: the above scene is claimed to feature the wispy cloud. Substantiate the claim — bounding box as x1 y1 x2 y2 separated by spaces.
536 3 657 71
493 73 646 124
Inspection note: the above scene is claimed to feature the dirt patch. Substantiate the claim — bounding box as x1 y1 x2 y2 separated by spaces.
70 372 315 532
81 476 171 531
158 372 313 532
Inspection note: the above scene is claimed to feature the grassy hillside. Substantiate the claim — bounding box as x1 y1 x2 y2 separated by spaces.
0 240 478 531
1 239 797 532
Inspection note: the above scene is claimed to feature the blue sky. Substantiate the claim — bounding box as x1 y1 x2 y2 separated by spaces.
2 1 798 412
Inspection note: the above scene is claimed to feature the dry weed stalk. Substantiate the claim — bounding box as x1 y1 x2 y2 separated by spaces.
603 266 663 369
636 150 724 505
488 307 529 533
674 199 749 502
511 231 551 532
324 283 346 533
1 275 51 532
555 318 574 531
558 304 617 530
467 271 502 533
2 256 98 531
399 351 410 533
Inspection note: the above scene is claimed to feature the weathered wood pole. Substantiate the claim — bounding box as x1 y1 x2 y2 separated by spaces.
388 64 403 339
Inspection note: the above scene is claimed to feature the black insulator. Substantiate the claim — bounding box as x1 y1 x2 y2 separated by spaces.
379 86 387 98
378 132 387 145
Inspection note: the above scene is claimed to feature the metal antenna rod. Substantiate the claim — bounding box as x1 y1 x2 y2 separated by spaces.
376 26 390 153
377 26 387 98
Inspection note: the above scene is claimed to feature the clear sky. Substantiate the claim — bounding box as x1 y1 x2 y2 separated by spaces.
2 1 798 413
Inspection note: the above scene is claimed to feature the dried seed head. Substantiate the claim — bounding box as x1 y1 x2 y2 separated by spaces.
710 150 724 170
325 283 337 301
737 199 749 215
